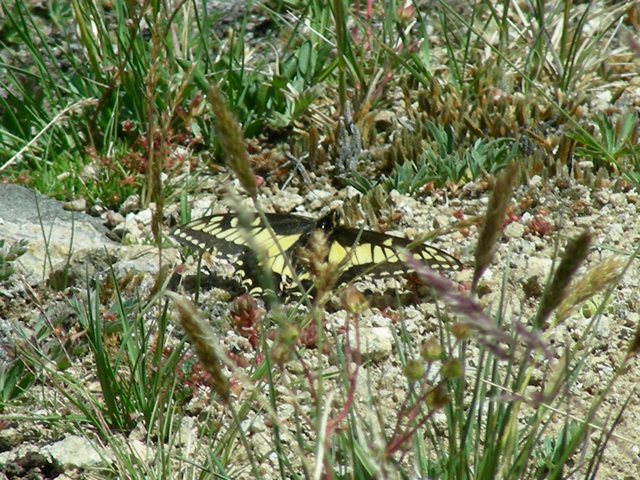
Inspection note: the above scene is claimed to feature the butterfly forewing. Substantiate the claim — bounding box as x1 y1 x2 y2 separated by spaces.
173 214 314 253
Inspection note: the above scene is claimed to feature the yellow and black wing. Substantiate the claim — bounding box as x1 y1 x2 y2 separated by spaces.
173 213 318 292
173 211 461 293
327 227 462 285
172 213 316 253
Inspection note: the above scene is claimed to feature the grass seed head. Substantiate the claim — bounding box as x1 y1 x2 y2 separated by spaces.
421 337 443 362
556 255 625 324
174 296 230 402
297 229 339 296
442 359 463 379
207 85 256 198
341 285 369 314
426 385 450 409
403 359 426 381
473 161 520 289
536 230 592 329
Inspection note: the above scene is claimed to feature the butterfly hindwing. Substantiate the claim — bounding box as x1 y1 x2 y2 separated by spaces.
326 228 461 284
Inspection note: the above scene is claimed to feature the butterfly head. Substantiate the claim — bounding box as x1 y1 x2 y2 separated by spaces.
315 210 340 235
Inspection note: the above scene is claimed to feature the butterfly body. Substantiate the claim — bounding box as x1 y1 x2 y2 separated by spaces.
173 211 461 294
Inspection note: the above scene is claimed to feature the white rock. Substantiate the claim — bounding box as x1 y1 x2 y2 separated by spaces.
79 163 99 182
345 186 361 199
63 198 87 212
133 208 153 225
175 416 198 448
529 175 543 188
278 403 295 421
44 435 109 469
306 189 333 210
270 189 304 213
526 257 553 279
504 221 525 239
128 438 157 463
360 327 393 361
604 223 624 243
119 194 141 215
609 193 627 207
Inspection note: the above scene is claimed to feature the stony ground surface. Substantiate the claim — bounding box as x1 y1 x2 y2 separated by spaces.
2 0 640 478
2 169 640 478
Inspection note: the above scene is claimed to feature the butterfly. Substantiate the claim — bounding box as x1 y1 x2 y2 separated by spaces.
173 210 462 295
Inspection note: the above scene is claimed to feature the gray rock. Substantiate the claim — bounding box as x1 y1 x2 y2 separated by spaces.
0 184 117 285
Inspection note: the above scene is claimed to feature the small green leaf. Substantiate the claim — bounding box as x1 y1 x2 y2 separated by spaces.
298 41 312 77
